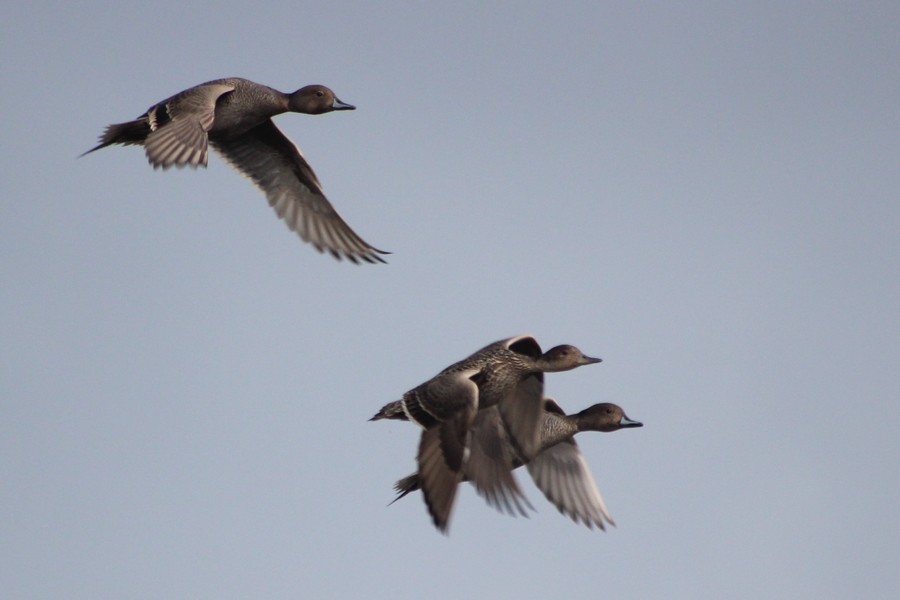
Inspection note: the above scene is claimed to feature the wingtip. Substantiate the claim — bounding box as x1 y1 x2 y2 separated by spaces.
347 247 391 265
320 246 390 265
432 517 451 535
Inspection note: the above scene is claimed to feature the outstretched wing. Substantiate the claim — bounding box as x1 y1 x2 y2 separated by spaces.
144 83 235 169
211 119 387 263
526 438 615 530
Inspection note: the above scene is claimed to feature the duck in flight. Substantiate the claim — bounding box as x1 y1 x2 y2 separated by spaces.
390 399 643 530
83 77 388 264
371 334 603 532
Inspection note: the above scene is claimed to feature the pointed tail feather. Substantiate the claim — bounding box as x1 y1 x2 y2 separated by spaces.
369 400 408 422
80 119 151 157
389 473 421 505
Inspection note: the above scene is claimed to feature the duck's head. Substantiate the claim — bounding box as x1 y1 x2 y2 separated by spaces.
289 85 356 114
539 345 602 372
575 403 643 432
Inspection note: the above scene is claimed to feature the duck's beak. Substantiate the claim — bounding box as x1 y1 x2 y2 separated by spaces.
332 98 356 111
619 415 643 428
579 355 603 365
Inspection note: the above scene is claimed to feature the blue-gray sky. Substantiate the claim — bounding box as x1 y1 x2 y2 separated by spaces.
2 2 898 598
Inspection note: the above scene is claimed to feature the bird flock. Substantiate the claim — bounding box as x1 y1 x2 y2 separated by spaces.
85 78 643 534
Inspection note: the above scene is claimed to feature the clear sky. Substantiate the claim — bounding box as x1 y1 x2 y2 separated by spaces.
2 2 898 599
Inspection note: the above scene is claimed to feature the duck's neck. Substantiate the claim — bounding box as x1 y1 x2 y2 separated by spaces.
538 411 579 451
533 358 570 373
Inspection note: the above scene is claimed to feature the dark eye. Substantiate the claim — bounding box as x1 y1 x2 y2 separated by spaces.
316 91 324 97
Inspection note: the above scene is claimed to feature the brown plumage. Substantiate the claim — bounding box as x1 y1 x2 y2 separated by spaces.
83 77 388 264
392 400 643 530
371 334 602 532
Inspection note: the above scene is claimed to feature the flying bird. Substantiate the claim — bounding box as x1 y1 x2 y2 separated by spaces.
83 77 388 264
391 399 643 530
371 334 602 532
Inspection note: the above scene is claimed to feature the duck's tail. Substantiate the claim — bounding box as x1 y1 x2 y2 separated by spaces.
80 119 150 157
369 400 408 422
389 473 421 505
